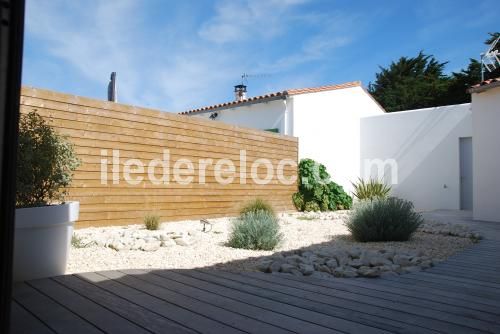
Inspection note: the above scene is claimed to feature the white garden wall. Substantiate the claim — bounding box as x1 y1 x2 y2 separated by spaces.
292 86 385 192
471 85 500 222
360 104 472 211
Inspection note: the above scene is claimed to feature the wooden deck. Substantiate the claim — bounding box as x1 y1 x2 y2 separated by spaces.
10 239 500 333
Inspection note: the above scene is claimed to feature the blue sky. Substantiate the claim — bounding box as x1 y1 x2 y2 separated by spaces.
23 0 497 112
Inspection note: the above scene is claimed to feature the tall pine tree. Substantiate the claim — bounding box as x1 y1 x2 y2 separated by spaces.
370 32 499 112
368 52 449 112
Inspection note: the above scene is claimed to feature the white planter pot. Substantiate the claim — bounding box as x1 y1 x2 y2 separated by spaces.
13 201 79 282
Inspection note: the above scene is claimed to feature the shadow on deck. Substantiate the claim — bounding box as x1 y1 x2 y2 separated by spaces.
11 211 500 333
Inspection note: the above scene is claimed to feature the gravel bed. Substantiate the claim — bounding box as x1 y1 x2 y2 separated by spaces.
68 211 476 276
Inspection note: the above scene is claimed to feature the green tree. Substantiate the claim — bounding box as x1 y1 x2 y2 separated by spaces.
368 52 450 112
445 59 482 105
370 32 500 111
446 32 500 104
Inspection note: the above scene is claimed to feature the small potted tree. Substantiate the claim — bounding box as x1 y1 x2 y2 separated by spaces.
14 110 80 281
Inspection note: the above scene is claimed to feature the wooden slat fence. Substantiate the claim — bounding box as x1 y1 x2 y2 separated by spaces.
20 87 298 228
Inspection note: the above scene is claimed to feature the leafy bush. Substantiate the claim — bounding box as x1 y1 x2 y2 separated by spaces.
16 111 80 208
144 214 160 230
352 178 391 201
304 201 320 212
227 210 282 250
292 158 352 211
240 198 276 218
346 197 423 242
292 192 304 211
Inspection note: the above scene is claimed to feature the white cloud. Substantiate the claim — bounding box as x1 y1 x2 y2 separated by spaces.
198 0 309 44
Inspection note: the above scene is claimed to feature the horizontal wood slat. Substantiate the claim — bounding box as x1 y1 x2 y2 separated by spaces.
20 87 298 228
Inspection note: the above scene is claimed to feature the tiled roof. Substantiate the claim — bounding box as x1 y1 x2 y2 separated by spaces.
180 81 361 115
468 77 500 93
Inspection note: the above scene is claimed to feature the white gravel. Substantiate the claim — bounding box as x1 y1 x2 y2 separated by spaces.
68 211 475 274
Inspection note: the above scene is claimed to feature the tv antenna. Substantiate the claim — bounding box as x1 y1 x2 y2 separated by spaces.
240 72 272 85
481 36 500 81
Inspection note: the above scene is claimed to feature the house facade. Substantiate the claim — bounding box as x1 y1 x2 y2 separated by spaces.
180 82 386 192
469 78 500 222
181 78 500 222
361 78 500 222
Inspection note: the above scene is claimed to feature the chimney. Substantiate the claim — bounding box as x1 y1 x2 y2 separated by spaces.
108 72 117 102
234 84 247 101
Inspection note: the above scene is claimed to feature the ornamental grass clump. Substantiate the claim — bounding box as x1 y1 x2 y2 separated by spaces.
239 198 276 218
16 111 80 208
352 178 391 201
346 197 423 242
228 210 282 250
144 214 160 230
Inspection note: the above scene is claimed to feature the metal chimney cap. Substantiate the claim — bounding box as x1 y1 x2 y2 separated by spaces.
234 84 247 92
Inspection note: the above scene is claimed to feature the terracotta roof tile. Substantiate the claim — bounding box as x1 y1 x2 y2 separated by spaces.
468 77 500 93
180 81 361 115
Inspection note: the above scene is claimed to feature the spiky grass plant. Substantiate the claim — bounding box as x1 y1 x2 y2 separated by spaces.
144 214 160 230
346 197 422 242
239 198 276 218
228 210 282 250
351 178 391 201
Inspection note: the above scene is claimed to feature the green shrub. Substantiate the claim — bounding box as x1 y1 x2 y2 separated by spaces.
227 210 282 250
352 178 391 201
292 192 304 211
71 234 89 248
292 158 352 212
144 214 161 230
346 197 423 242
240 198 276 218
304 201 320 212
16 111 80 208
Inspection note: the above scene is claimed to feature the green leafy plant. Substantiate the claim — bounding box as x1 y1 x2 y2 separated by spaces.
227 210 282 250
16 111 80 208
144 214 161 230
346 197 423 242
304 201 320 212
292 158 352 212
352 178 391 201
240 198 276 218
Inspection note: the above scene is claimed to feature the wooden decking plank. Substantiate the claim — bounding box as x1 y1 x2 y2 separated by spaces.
120 269 336 334
383 275 500 300
443 258 500 269
244 272 500 325
12 282 103 334
201 270 473 334
359 276 500 308
276 272 500 316
53 274 195 334
436 260 500 272
28 277 148 334
10 301 55 334
446 253 500 262
428 267 500 285
98 270 293 334
76 272 237 334
169 269 394 334
413 270 500 289
237 271 500 333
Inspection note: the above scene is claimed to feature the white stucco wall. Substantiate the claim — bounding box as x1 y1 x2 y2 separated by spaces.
360 104 472 211
193 99 288 133
471 86 500 222
292 86 385 192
